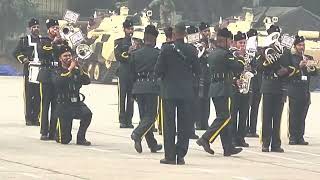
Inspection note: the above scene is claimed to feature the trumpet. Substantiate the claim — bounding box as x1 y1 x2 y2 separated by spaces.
194 42 206 58
239 54 254 94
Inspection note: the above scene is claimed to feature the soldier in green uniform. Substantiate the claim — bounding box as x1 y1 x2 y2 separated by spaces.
247 29 261 138
155 22 200 165
13 18 41 126
37 19 66 141
230 31 250 147
259 25 296 153
196 28 244 156
129 25 163 153
195 22 211 130
114 19 135 128
288 35 317 145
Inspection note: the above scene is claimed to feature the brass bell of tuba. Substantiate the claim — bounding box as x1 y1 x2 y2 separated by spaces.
76 44 92 60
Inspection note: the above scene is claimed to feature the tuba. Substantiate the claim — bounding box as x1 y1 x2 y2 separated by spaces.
76 44 93 60
239 53 254 94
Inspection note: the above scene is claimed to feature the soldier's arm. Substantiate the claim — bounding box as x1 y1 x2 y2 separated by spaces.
51 69 69 88
155 45 168 78
114 39 129 63
13 37 28 64
226 53 245 74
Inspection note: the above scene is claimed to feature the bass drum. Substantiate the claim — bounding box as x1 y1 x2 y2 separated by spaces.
28 62 41 84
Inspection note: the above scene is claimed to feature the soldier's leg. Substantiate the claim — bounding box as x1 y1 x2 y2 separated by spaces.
176 99 193 159
271 94 285 149
156 97 163 135
39 83 50 136
238 94 250 142
261 94 273 149
249 92 261 134
231 93 240 143
202 97 231 144
125 83 134 126
49 97 57 139
24 75 32 124
144 95 160 149
77 105 92 144
198 97 210 130
30 83 40 124
298 94 310 142
288 96 300 142
118 77 127 124
162 99 177 161
56 115 73 144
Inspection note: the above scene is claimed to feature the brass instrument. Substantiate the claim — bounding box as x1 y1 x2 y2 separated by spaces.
302 51 320 72
76 44 93 60
239 54 254 94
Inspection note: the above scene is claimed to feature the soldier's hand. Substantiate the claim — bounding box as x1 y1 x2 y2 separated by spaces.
299 60 308 68
68 58 78 72
22 58 30 64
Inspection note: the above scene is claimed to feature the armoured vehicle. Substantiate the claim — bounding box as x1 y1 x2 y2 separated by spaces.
84 6 166 83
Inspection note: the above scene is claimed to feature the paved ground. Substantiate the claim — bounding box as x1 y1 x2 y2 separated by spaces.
0 76 320 180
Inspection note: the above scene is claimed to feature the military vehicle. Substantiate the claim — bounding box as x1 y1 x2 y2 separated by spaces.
84 6 166 84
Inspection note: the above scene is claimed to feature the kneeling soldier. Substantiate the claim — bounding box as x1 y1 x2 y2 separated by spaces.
130 25 162 153
52 45 92 145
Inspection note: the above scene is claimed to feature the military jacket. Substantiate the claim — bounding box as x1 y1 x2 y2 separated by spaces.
287 54 317 98
114 37 133 80
207 47 244 98
155 39 200 99
129 45 160 94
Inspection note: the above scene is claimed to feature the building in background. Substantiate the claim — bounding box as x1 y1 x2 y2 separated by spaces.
30 0 71 18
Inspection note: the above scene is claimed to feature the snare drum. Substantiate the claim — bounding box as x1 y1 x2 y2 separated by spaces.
28 62 41 84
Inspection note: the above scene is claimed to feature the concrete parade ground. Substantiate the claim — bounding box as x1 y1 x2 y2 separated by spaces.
0 76 320 180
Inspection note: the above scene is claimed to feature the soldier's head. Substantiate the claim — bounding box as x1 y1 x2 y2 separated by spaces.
28 18 40 37
144 25 159 46
173 22 186 40
46 19 60 38
164 27 173 42
294 35 305 54
199 22 211 39
216 28 233 48
123 19 134 38
233 31 247 52
57 45 73 69
267 25 281 35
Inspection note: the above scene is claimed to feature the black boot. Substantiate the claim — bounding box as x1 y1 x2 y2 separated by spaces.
160 158 176 165
40 134 49 141
177 157 185 165
271 147 284 153
77 139 91 146
297 138 309 145
131 133 142 153
224 147 243 156
196 138 215 155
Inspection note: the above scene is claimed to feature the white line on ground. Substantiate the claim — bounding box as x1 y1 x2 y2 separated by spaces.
245 150 320 165
286 150 320 157
187 167 215 173
232 176 253 180
120 154 143 159
20 172 41 178
86 147 113 153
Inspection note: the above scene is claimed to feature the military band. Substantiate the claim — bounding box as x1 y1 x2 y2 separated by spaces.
13 16 319 165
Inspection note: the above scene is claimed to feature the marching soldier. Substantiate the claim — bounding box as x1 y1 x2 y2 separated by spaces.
259 25 296 152
196 28 243 156
37 19 65 140
148 0 176 27
129 25 163 153
230 31 250 147
13 18 41 126
247 29 261 138
195 22 211 130
114 19 135 128
155 22 200 165
52 45 92 146
288 35 317 145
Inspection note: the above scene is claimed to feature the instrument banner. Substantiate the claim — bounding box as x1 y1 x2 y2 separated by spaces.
64 10 80 24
